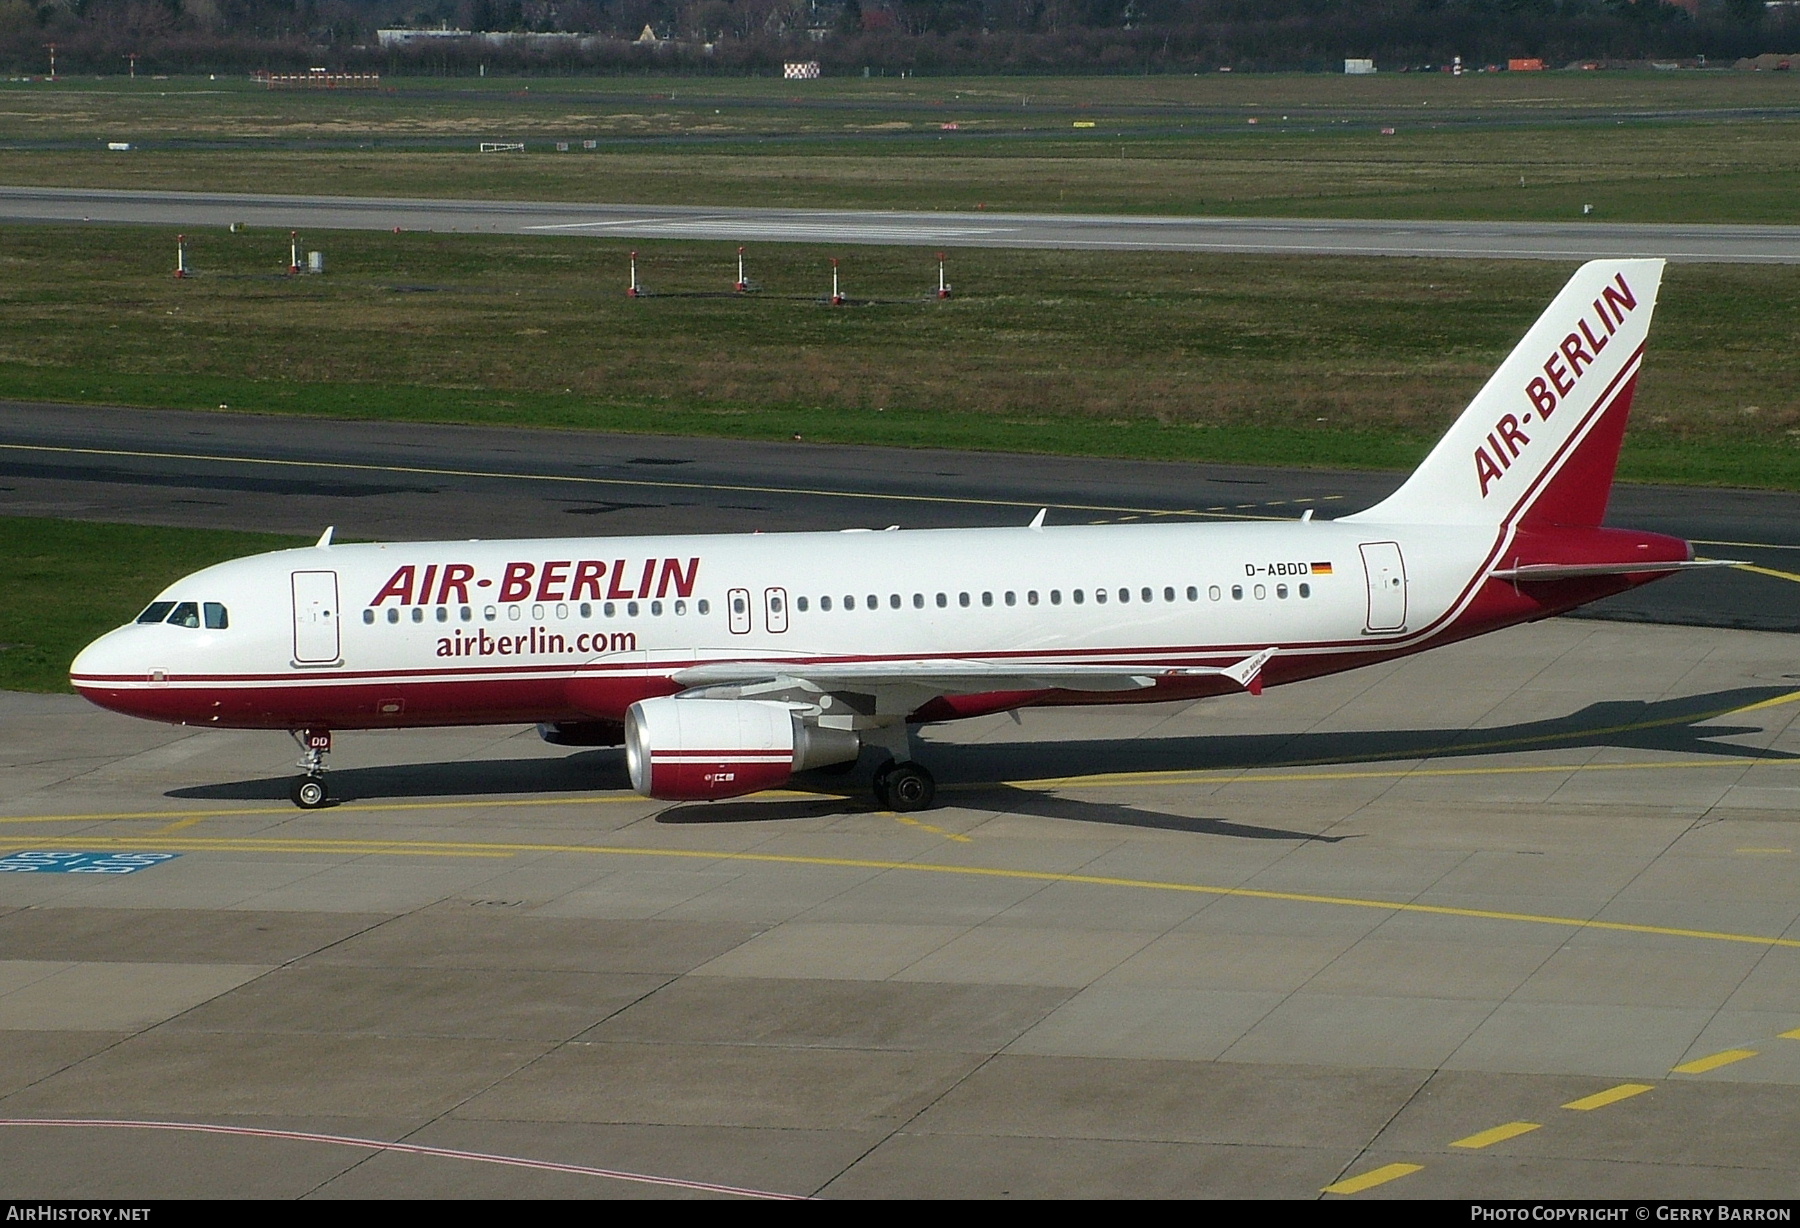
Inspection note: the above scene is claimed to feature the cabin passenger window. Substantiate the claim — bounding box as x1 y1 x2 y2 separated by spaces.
387 608 400 624
1231 586 1243 601
1208 586 1220 601
982 592 993 607
461 606 473 622
959 592 970 608
1254 585 1266 600
168 602 201 629
531 604 544 621
1073 590 1085 605
675 600 687 615
1005 592 1016 606
890 594 901 609
203 603 229 629
867 594 878 609
1186 587 1197 602
137 602 176 624
556 603 569 619
795 597 808 613
1299 583 1311 599
604 602 617 617
913 593 924 609
1117 588 1129 603
435 607 447 623
732 595 746 615
1277 585 1288 599
1094 589 1106 604
412 608 425 623
484 606 497 621
844 595 856 610
1029 591 1040 605
935 593 947 608
508 606 521 621
697 599 711 615
651 600 664 616
363 609 375 625
1049 590 1061 605
579 603 592 618
627 601 640 617
820 596 832 611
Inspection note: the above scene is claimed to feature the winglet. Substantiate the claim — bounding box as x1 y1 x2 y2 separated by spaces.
1222 647 1277 695
314 526 334 549
1029 508 1047 531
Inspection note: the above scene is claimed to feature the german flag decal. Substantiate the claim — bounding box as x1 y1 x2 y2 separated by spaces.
1310 562 1334 575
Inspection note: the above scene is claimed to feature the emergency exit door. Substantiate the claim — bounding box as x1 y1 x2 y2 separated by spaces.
291 570 341 663
764 587 789 634
1359 542 1407 632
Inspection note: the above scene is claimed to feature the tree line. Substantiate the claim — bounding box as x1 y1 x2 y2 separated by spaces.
2 0 1795 75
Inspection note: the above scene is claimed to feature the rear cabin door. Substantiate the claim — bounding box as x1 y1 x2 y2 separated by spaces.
291 570 341 663
1359 542 1408 632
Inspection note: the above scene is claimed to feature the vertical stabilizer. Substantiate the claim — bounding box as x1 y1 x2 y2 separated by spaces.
1344 259 1663 529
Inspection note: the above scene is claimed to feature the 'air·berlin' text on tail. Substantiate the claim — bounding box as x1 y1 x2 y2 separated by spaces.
1345 258 1664 531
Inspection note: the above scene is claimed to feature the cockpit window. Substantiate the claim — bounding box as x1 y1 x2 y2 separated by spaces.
167 602 201 629
203 602 229 630
137 602 176 624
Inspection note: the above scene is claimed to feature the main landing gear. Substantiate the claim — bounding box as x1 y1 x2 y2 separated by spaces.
289 728 332 809
873 759 936 813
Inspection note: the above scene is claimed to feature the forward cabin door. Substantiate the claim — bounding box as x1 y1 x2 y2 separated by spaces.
1359 542 1408 632
291 570 341 664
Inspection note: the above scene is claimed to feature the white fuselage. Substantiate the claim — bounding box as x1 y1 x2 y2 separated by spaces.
72 517 1511 732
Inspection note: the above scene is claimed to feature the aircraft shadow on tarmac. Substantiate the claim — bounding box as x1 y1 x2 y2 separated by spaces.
653 787 1342 842
930 684 1800 783
167 686 1798 840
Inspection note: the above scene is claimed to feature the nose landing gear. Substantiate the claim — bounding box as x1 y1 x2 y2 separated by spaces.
289 728 332 809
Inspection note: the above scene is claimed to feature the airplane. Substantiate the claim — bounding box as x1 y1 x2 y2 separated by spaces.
70 258 1727 812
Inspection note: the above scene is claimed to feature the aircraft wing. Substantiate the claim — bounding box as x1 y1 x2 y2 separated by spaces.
1489 559 1743 581
672 648 1277 697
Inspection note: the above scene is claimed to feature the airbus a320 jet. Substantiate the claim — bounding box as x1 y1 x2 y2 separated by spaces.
73 259 1721 811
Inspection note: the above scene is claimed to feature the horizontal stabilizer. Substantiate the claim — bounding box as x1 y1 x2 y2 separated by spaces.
1490 559 1742 582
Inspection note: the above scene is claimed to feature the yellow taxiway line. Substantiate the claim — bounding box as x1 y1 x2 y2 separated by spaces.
1321 1163 1424 1196
1450 1121 1542 1149
1671 1048 1759 1075
0 442 1307 523
1562 1084 1654 1111
9 833 1800 951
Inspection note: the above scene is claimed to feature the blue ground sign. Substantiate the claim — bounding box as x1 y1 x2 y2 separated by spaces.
0 851 181 874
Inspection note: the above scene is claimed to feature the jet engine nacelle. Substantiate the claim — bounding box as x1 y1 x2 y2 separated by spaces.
624 697 860 801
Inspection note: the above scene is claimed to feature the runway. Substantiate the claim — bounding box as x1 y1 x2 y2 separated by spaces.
4 617 1800 1197
4 400 1799 633
6 185 1800 262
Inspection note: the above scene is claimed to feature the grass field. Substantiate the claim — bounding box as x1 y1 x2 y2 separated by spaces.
2 223 1797 487
0 517 305 693
4 73 1800 221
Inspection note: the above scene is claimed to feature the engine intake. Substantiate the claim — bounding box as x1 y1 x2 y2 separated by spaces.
625 697 860 801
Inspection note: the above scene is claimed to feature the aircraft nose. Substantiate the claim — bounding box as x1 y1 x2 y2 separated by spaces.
70 624 137 684
69 625 176 721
